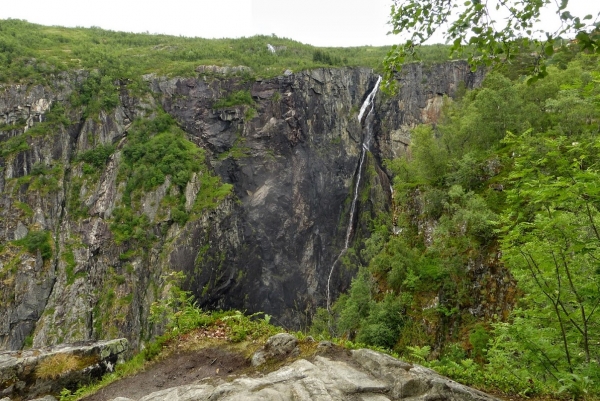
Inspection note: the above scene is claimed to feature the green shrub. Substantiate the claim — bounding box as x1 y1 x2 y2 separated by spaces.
1 134 29 157
77 144 115 169
15 230 52 261
468 324 490 362
212 90 254 109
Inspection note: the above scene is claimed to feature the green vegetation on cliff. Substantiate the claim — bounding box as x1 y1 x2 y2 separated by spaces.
314 53 600 399
110 112 232 243
14 230 53 261
0 19 458 85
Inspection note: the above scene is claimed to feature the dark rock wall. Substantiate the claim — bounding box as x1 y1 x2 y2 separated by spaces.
149 68 379 326
0 62 483 350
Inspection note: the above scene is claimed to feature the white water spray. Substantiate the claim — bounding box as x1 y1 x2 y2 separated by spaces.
326 76 381 312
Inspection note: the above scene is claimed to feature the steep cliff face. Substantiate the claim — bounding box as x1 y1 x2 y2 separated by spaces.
148 68 381 326
0 62 483 351
376 61 485 161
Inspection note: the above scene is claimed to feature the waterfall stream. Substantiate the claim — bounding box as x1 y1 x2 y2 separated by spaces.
326 76 381 312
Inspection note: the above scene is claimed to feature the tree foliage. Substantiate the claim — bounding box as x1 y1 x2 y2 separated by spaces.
322 54 600 398
499 131 600 383
383 0 600 91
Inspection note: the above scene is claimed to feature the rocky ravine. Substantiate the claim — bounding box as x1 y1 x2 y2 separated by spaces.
0 62 485 352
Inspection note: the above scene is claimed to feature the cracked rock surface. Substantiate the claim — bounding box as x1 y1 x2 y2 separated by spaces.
103 342 498 401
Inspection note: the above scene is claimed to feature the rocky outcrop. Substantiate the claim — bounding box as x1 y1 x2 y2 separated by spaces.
0 338 128 400
251 333 300 366
100 337 498 401
0 62 484 351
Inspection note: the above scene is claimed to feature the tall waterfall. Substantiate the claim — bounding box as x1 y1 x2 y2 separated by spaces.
326 76 382 311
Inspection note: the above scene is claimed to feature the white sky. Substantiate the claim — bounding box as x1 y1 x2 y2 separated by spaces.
1 0 599 47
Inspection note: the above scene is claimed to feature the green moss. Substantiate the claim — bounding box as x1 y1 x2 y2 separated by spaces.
192 175 233 214
63 248 76 284
110 207 153 245
28 163 63 194
124 263 134 274
244 107 257 120
23 334 33 348
63 247 86 285
0 121 26 132
119 250 137 261
114 274 126 286
119 294 133 306
218 136 250 160
2 251 23 276
67 177 88 220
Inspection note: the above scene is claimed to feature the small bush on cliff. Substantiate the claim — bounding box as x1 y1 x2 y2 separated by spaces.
14 230 52 261
77 144 115 169
1 134 29 157
212 90 254 109
150 272 211 335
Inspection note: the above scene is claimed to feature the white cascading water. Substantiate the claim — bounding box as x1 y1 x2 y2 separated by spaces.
326 76 382 312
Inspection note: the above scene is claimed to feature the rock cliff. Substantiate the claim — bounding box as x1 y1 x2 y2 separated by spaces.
0 62 484 351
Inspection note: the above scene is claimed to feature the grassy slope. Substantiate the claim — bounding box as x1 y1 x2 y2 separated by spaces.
0 19 456 84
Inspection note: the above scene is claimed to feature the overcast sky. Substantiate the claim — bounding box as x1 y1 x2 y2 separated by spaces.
2 0 599 47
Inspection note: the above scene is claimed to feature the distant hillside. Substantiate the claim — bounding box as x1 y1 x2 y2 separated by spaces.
0 19 455 83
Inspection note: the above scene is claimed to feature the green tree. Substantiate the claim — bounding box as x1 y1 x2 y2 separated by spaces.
384 0 600 91
500 131 600 382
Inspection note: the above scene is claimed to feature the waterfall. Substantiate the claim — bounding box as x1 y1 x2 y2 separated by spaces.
326 76 381 312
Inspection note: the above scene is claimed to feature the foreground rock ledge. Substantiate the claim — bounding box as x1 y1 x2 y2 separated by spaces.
0 338 128 400
107 342 499 401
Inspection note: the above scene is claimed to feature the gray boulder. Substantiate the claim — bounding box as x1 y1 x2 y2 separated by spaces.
251 333 300 367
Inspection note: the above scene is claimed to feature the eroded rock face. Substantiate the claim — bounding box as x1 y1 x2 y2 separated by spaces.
0 63 484 351
149 63 485 327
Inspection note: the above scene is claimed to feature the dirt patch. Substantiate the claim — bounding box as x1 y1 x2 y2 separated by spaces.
81 347 248 401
